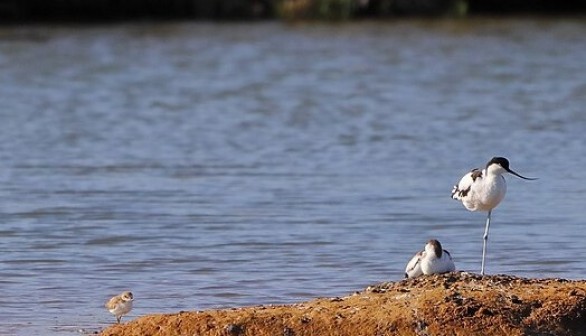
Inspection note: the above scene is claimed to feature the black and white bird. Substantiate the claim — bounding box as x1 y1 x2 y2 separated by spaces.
405 239 455 278
451 157 537 275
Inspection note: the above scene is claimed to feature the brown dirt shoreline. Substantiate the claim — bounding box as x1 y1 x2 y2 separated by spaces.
100 272 586 336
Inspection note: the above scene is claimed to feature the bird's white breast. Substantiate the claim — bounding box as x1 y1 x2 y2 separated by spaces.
109 300 132 316
470 175 506 211
420 251 455 275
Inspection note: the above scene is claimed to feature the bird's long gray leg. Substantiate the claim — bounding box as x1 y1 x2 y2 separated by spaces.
481 210 491 275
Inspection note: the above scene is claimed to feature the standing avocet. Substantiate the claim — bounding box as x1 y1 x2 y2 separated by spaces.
451 157 537 275
405 239 455 278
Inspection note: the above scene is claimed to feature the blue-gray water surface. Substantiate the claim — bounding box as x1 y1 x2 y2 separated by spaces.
0 19 585 335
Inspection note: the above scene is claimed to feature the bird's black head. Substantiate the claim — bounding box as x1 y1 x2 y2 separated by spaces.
427 239 443 258
487 157 538 180
487 157 510 170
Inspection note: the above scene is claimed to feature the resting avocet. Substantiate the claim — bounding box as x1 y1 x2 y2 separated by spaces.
451 157 537 275
405 239 455 278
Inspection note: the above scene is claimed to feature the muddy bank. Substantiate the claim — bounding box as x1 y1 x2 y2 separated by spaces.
100 272 586 336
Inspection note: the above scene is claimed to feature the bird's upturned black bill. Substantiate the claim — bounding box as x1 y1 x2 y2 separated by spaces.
507 168 538 180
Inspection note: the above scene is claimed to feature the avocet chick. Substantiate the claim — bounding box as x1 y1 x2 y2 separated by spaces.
105 291 133 324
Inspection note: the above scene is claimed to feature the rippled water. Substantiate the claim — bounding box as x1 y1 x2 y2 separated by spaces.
0 19 585 335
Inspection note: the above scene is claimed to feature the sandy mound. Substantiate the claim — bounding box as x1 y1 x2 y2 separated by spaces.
100 272 586 336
